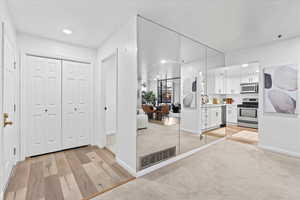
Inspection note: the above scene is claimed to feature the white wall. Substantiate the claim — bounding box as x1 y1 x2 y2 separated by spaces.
0 0 17 196
226 38 300 156
97 16 138 174
17 33 98 160
17 33 97 61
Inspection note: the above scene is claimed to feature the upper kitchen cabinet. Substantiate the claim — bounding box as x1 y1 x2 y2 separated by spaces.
207 68 226 94
240 63 259 84
206 48 226 95
215 68 226 94
225 65 241 94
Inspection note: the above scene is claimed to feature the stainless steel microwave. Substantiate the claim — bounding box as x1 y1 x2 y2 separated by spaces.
240 83 259 94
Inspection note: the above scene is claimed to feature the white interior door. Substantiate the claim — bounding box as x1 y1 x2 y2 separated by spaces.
26 56 61 156
2 31 18 187
102 53 117 136
62 60 91 149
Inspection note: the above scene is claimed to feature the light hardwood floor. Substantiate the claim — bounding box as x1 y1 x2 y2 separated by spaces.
205 125 259 144
4 146 134 200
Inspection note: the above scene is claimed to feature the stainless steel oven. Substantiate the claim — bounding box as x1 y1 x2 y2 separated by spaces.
237 98 258 128
240 83 259 94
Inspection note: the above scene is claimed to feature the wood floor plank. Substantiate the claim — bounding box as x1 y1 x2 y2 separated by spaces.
5 146 134 200
95 149 115 165
93 149 126 182
86 151 130 188
44 175 64 200
59 173 83 200
74 149 91 164
54 153 72 176
25 161 45 200
43 154 58 177
5 161 30 193
5 187 27 200
4 192 14 200
64 151 98 198
86 151 121 182
14 188 27 200
83 162 114 191
14 162 30 190
111 162 133 179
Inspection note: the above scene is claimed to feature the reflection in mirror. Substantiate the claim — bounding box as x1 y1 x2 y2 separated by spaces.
136 17 180 171
136 16 226 171
180 38 226 153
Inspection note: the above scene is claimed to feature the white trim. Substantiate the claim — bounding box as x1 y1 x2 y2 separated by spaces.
136 137 226 177
116 157 137 177
258 144 300 158
180 128 201 135
20 50 92 64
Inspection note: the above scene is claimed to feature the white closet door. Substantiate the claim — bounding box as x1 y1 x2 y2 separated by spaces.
77 64 91 146
62 61 91 148
26 56 62 156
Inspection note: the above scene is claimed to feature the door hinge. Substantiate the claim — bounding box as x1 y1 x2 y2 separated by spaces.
13 147 16 156
14 104 16 112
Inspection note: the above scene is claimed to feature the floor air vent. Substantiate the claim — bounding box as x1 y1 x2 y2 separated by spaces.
140 146 176 169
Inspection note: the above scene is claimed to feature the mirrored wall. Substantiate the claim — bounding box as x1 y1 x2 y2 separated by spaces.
136 16 226 171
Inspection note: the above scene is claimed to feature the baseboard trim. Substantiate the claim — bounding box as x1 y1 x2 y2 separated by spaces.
180 128 201 134
258 144 300 158
136 137 226 177
116 157 137 177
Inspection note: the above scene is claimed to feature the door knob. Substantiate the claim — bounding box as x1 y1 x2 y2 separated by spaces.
104 107 107 111
3 113 13 127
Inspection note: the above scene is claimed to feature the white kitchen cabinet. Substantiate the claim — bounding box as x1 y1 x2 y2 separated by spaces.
207 70 216 95
226 105 237 124
215 69 226 94
207 68 226 95
225 66 241 94
210 107 222 127
201 108 208 130
240 64 259 84
201 106 222 131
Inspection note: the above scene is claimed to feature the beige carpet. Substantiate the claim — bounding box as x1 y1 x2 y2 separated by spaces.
93 140 300 200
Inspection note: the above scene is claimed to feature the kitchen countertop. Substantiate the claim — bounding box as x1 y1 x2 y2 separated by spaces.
201 104 238 108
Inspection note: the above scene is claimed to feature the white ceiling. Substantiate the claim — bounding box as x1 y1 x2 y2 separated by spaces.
7 0 300 51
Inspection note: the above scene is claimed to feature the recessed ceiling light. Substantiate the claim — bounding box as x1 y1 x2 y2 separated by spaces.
62 29 72 35
161 60 167 64
242 64 249 68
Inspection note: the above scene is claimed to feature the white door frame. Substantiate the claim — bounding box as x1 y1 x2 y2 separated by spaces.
20 51 95 160
0 22 19 197
0 21 4 199
101 49 118 150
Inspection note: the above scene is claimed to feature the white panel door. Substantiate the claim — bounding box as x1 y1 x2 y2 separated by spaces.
26 56 61 156
102 54 117 135
62 61 91 148
2 32 18 188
